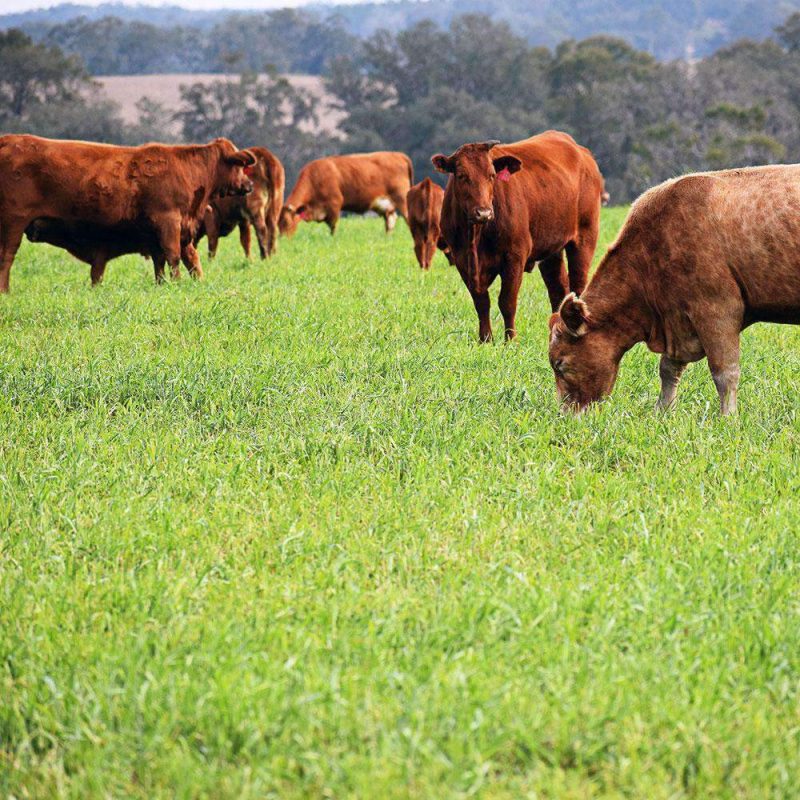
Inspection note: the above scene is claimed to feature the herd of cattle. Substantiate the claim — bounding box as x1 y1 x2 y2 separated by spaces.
1 130 798 415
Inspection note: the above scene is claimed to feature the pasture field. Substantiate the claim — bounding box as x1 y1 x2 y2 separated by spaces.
2 209 800 799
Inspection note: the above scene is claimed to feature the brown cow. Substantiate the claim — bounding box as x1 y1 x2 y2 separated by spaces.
279 151 413 237
406 177 445 270
198 146 285 260
548 165 800 415
432 131 604 342
24 217 202 284
0 135 255 292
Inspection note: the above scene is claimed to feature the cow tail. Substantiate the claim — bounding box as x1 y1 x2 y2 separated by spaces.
406 156 414 187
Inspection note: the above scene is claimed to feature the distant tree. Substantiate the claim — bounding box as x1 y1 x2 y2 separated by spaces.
327 15 551 183
0 28 86 119
205 10 356 75
122 97 180 145
0 28 127 141
43 16 207 75
326 12 800 201
177 70 335 182
776 12 800 52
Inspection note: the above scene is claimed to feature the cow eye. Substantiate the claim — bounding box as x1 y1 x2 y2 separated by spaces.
457 173 468 182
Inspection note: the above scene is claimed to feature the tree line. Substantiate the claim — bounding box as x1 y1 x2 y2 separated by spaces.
326 14 800 201
19 10 357 76
10 0 800 65
3 13 800 200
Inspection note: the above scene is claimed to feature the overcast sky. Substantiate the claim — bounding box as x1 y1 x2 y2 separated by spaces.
2 0 367 11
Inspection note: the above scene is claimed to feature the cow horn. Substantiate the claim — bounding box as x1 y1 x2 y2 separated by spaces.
479 140 501 150
286 204 295 213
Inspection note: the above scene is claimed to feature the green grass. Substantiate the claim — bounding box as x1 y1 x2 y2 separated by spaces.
2 209 799 799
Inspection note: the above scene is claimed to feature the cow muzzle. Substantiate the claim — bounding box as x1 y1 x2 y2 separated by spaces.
233 178 254 196
471 207 494 224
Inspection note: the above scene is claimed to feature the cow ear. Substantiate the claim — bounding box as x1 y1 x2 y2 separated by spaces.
431 154 454 174
226 149 257 168
559 293 591 337
493 155 522 176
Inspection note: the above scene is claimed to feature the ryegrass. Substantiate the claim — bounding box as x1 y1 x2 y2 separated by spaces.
1 209 799 799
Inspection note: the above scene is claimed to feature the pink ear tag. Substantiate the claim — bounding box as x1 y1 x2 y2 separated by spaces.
497 167 511 182
299 209 311 221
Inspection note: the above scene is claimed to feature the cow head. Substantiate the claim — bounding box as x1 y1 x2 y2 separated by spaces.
431 140 522 225
279 203 309 237
213 139 257 198
548 294 621 412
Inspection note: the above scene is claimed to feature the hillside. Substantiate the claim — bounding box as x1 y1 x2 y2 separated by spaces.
3 0 800 64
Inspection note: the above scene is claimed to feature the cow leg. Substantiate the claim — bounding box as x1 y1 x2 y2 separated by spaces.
426 239 438 269
413 239 426 269
414 239 431 270
538 252 569 312
90 257 108 286
498 265 524 341
181 243 203 280
469 288 492 343
252 215 269 260
0 221 25 294
153 253 167 284
265 211 278 257
691 302 742 415
657 355 687 410
384 210 398 234
565 235 596 297
326 212 340 236
702 337 740 416
238 221 252 259
203 209 219 260
154 217 182 278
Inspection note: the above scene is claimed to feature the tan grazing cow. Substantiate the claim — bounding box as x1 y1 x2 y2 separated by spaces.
279 151 413 236
548 165 800 415
406 177 445 270
0 135 255 292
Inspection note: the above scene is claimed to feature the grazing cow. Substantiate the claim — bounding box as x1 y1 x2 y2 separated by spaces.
548 165 800 415
279 151 413 237
25 218 202 284
0 135 255 292
406 177 446 270
198 146 285 260
432 130 604 342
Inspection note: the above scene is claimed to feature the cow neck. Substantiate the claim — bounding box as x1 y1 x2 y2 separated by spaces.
180 143 216 217
583 247 653 354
